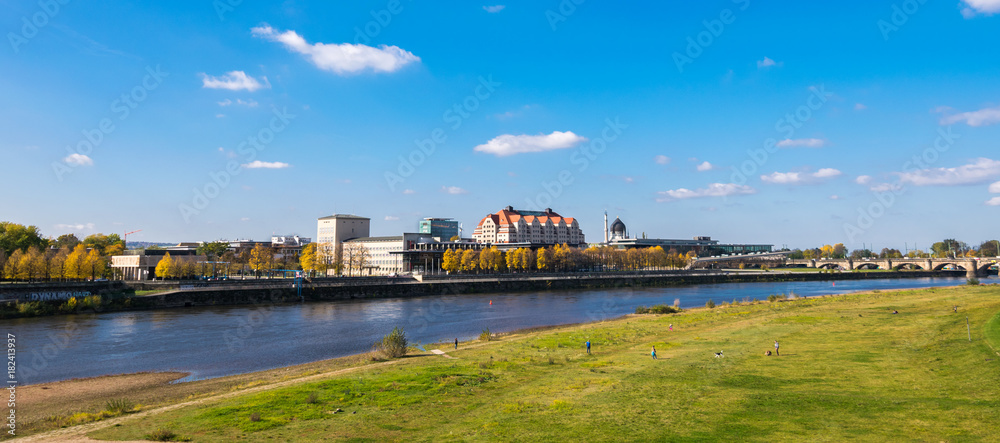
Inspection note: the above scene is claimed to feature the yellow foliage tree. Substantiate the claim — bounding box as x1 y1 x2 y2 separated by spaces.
460 249 479 273
155 252 174 279
442 249 461 273
65 244 88 280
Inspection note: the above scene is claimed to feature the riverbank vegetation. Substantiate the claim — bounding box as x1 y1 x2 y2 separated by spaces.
37 284 995 442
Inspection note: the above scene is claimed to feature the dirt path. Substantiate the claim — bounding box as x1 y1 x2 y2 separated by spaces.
11 359 404 443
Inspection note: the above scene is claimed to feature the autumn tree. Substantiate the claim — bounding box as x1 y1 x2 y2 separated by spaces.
155 252 174 279
249 244 271 279
299 243 319 276
49 247 70 281
460 249 479 273
84 249 107 279
442 249 461 273
537 247 554 272
65 244 88 280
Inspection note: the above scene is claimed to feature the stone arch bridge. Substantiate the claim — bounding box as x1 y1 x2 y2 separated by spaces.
785 258 997 278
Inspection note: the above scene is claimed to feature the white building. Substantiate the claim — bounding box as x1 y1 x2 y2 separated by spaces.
473 206 585 245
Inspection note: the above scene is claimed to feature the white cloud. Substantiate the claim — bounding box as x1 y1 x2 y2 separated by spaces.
869 183 902 193
856 175 873 185
961 0 1000 17
402 189 416 195
55 223 95 231
897 158 1000 186
219 98 258 107
696 161 715 172
483 5 505 13
757 57 779 69
473 131 587 157
252 25 420 75
384 216 400 221
64 153 93 166
656 183 756 202
829 195 842 200
854 103 867 111
938 105 1000 127
242 160 290 169
987 197 1000 206
200 71 270 91
655 155 671 165
216 114 225 118
990 181 1000 193
240 217 250 222
441 186 469 195
761 168 842 185
776 138 826 148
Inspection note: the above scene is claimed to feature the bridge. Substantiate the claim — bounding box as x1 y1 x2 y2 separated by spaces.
785 257 998 278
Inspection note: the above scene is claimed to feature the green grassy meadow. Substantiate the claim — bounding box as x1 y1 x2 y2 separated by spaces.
90 285 1000 442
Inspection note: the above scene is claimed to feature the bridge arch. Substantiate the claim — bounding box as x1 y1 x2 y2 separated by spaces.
978 262 998 275
893 263 923 271
933 263 966 271
855 263 880 270
817 263 839 270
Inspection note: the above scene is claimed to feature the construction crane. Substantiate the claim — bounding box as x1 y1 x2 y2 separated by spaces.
123 230 142 248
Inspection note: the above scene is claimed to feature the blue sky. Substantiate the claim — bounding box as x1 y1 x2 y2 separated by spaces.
2 0 1000 251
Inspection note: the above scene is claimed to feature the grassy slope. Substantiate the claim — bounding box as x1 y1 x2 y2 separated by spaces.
90 286 1000 442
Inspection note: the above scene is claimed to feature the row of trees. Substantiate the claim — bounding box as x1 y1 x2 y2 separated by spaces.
787 239 1000 261
299 243 374 277
1 245 109 281
440 245 693 274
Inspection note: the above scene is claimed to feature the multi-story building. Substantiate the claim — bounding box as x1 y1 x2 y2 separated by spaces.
418 218 460 240
316 214 371 245
473 206 585 246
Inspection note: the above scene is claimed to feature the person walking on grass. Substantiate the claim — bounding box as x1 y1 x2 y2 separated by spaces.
586 340 591 355
651 346 657 360
774 340 780 356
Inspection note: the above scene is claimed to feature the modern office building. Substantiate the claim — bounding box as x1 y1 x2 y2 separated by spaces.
472 206 585 246
316 214 371 245
598 217 772 255
418 218 460 240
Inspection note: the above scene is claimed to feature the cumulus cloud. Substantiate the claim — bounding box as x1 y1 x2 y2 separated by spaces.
829 195 842 200
990 181 1000 193
402 189 416 195
777 138 826 148
252 25 420 75
856 175 873 185
473 131 587 157
218 98 258 107
897 158 1000 186
761 168 842 185
961 0 1000 17
64 153 93 166
696 161 715 172
757 57 781 69
656 183 756 202
483 5 505 13
987 197 1000 206
655 155 671 165
938 105 1000 127
55 223 95 231
200 71 270 91
441 186 469 195
242 160 290 169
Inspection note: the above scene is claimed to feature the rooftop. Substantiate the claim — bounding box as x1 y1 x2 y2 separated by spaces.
318 214 370 220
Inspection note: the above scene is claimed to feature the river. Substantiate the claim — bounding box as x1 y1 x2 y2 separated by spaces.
5 276 988 385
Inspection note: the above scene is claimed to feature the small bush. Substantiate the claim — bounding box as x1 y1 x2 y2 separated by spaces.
547 356 555 365
634 305 681 314
146 429 188 441
479 328 492 342
767 294 777 303
705 299 716 309
374 326 408 359
967 278 981 286
250 412 261 422
306 393 319 404
105 398 136 414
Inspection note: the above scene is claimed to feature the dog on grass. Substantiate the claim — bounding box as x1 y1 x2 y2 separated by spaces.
714 351 724 358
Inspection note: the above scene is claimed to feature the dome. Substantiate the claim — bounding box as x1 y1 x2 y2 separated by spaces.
610 217 626 234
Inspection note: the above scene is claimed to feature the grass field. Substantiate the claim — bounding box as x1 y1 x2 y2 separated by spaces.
61 285 1000 441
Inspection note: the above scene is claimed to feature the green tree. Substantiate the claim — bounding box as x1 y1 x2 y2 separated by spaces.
197 241 230 260
52 234 81 250
0 222 48 255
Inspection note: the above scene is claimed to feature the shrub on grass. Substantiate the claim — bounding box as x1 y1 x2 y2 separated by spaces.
374 326 408 359
306 393 319 404
104 398 136 414
634 305 681 314
250 412 261 422
967 278 981 286
705 299 716 309
479 328 492 342
145 429 187 441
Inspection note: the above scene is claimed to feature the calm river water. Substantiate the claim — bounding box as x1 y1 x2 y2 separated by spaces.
5 276 987 385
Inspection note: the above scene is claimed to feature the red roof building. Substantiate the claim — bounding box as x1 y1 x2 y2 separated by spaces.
472 206 585 245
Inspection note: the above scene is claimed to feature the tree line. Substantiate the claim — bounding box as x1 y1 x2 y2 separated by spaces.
441 245 693 274
0 222 126 281
786 239 1000 261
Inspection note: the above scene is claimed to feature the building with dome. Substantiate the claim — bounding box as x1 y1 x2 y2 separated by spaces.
598 214 772 256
